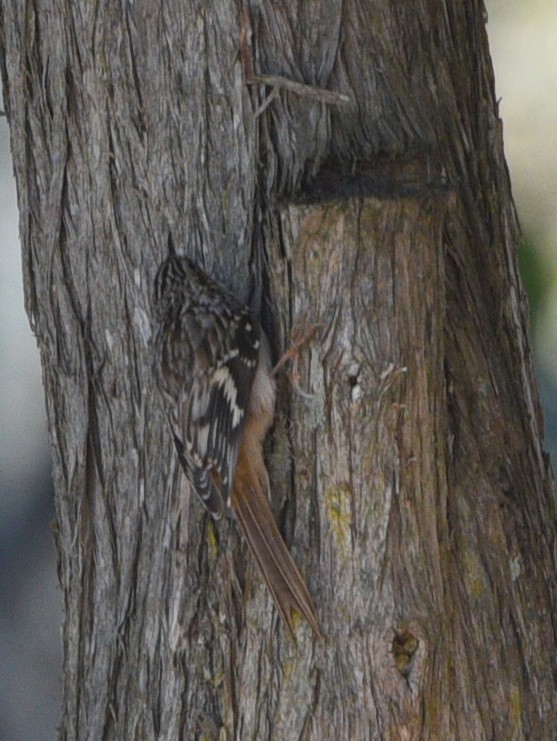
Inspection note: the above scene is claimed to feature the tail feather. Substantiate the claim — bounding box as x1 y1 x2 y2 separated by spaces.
232 450 321 638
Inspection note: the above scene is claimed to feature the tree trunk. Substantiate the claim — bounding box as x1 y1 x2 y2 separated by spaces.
1 0 556 738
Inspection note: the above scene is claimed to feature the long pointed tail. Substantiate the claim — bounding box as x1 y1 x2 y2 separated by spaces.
231 446 321 638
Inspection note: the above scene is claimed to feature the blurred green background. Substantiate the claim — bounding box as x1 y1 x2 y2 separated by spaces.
489 0 557 463
0 3 555 738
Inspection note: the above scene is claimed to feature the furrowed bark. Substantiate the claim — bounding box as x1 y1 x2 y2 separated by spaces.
0 0 555 738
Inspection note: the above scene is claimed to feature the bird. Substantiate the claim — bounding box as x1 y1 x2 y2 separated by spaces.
152 253 321 638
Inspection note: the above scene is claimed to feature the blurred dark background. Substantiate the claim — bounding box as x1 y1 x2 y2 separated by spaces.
1 2 556 738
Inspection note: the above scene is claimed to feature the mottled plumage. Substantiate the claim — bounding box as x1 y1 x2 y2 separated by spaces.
152 254 320 637
153 256 259 517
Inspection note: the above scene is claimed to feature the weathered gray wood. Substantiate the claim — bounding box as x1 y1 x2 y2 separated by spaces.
1 0 555 738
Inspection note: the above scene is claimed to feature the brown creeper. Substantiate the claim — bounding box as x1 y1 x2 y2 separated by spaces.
152 255 320 637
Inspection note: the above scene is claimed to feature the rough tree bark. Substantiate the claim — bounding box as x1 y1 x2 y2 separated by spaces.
1 0 556 738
